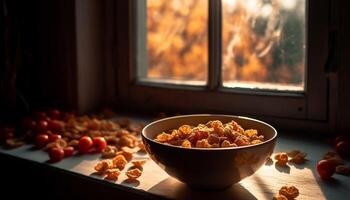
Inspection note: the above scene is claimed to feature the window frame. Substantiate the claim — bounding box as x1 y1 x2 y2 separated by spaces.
114 0 331 132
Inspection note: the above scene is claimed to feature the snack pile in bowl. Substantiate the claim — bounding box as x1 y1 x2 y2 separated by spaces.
155 120 264 148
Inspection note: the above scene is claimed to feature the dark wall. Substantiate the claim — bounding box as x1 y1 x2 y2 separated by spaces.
0 0 77 121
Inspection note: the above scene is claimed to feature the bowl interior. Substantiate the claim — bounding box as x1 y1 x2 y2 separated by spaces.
143 114 277 146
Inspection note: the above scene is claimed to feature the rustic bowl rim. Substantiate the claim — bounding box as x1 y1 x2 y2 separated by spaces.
142 114 277 151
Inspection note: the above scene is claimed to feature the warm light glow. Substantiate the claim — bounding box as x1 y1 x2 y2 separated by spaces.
281 0 297 10
244 0 260 13
261 4 273 17
144 0 306 91
223 0 237 12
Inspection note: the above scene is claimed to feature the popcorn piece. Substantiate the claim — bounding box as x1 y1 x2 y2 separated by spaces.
112 155 128 170
196 139 211 148
116 147 134 161
181 140 192 148
126 168 142 179
221 140 237 148
132 159 147 168
155 133 173 143
102 145 118 158
105 169 121 180
279 186 299 199
94 160 114 174
274 153 289 167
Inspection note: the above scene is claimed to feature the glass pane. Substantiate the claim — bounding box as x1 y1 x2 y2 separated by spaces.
139 0 208 86
222 0 305 91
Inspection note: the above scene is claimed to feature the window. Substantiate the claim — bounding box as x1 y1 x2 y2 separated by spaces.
118 0 329 124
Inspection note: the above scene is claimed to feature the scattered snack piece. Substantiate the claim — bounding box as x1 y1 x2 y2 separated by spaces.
126 168 142 179
154 120 264 148
288 150 308 164
113 155 128 170
94 160 114 174
274 153 289 167
272 194 288 200
279 185 299 199
336 165 350 176
45 139 67 150
67 139 79 149
102 145 118 158
6 138 25 148
132 160 147 168
117 146 134 161
105 169 121 180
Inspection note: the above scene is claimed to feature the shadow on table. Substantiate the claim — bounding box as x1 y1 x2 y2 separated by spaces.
148 177 257 200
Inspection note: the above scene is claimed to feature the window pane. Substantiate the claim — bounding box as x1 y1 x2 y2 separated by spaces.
222 0 305 91
139 0 208 85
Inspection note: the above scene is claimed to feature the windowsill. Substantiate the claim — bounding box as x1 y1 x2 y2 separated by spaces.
1 115 349 200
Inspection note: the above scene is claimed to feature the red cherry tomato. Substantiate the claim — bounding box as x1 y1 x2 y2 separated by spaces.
63 146 75 157
36 120 48 132
336 141 350 158
48 134 62 142
317 160 336 179
35 134 49 148
48 120 64 132
22 118 37 130
48 109 61 120
79 136 93 154
93 137 107 152
48 147 65 162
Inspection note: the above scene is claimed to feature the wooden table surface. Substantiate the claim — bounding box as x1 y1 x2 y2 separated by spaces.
1 124 350 200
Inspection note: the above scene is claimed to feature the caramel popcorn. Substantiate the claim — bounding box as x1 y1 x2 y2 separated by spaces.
102 145 118 158
116 147 134 161
221 140 237 147
126 168 142 179
105 169 121 180
112 155 128 170
196 139 211 148
132 160 147 168
45 139 67 150
94 160 114 174
6 138 25 148
279 186 299 199
181 140 192 148
274 153 289 167
154 120 264 148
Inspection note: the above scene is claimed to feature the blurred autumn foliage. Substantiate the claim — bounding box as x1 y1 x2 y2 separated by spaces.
146 0 305 90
